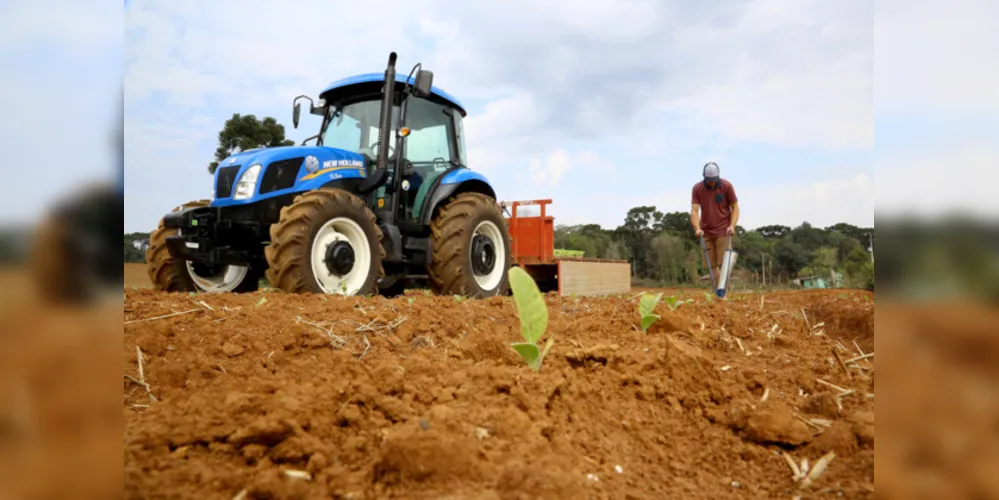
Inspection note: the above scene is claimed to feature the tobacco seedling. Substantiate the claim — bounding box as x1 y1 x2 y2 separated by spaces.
639 292 663 332
664 295 679 311
663 295 692 311
508 266 553 371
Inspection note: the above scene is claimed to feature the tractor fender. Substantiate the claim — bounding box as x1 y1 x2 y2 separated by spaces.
419 169 496 226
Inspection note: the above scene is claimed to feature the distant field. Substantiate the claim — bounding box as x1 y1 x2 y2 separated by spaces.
124 263 150 289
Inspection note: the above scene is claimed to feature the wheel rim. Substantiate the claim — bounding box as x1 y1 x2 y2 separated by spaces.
177 228 250 293
469 220 505 291
310 217 371 295
185 262 250 293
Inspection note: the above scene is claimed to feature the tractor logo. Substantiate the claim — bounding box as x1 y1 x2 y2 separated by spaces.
229 157 236 164
305 155 319 172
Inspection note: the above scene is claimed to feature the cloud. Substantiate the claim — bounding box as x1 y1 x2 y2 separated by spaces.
529 150 572 187
423 0 872 150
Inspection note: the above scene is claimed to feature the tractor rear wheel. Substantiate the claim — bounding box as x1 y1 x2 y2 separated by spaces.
265 188 385 295
428 192 512 298
146 200 260 293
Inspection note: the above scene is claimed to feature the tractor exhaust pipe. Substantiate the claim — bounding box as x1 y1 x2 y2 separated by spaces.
358 52 397 195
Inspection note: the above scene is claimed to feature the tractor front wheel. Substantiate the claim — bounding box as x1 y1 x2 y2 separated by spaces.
265 188 385 295
146 200 260 293
428 192 512 298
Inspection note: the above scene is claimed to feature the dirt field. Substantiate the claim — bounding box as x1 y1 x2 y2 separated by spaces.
125 263 151 289
123 285 875 499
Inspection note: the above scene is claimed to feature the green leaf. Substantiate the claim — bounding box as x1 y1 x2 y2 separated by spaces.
508 267 548 344
256 297 267 307
408 297 414 305
641 313 660 332
639 292 662 318
511 342 541 369
536 337 555 370
663 295 679 311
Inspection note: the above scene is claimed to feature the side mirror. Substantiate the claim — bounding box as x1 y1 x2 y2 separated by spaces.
292 102 301 129
414 69 434 96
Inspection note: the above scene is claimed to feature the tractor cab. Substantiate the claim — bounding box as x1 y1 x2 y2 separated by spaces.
293 70 469 228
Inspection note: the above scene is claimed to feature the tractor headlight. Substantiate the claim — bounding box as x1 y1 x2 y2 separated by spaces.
232 164 262 200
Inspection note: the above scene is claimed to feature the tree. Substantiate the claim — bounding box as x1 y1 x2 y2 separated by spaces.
617 206 660 277
800 246 838 278
735 231 772 276
842 246 874 288
775 236 809 276
208 113 295 173
649 233 686 283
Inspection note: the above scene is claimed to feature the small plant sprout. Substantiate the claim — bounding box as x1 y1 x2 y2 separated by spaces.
663 295 681 312
639 292 663 333
507 267 553 371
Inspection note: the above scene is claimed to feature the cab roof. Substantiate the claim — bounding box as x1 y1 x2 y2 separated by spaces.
320 73 466 117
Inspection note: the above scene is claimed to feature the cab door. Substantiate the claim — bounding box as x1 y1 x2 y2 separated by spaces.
397 98 462 223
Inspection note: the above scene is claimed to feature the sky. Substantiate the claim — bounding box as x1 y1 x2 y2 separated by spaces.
2 0 995 234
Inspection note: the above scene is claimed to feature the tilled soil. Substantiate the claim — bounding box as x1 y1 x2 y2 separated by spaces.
123 288 875 499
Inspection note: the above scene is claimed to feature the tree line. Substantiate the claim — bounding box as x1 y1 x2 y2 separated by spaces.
555 206 874 289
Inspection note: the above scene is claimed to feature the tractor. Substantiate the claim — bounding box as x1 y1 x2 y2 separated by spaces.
146 52 513 297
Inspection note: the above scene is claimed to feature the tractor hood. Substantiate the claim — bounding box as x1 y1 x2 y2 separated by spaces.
212 145 368 206
218 145 367 173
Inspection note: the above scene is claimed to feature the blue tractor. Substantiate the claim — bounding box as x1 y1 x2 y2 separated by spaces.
146 53 513 297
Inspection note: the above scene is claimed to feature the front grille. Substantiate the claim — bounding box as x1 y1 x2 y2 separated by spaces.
259 157 304 194
215 165 241 199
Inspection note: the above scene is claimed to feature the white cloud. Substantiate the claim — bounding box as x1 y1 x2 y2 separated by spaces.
529 150 572 187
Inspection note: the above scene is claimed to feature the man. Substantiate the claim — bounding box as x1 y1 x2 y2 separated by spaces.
690 162 739 282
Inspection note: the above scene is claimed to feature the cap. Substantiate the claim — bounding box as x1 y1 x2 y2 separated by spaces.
703 162 720 180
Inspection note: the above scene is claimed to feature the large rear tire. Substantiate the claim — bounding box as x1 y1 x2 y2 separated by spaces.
264 188 385 295
146 200 260 293
428 192 512 298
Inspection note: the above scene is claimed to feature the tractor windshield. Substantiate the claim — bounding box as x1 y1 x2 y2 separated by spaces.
321 99 399 157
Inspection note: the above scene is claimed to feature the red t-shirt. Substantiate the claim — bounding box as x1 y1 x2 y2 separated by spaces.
692 179 738 238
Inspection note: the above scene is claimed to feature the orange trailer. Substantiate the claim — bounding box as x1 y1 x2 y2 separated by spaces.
501 199 631 296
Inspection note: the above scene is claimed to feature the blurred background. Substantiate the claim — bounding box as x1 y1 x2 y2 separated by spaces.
0 0 996 497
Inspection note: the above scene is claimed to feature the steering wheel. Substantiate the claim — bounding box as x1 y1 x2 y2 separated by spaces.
364 140 395 159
